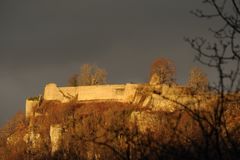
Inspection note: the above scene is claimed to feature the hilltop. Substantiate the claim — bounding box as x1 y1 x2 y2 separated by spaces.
1 60 240 160
1 79 239 160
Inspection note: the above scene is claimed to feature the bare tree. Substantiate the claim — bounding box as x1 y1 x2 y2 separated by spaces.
184 0 240 159
149 58 176 85
79 64 107 85
68 64 107 86
186 0 240 93
187 67 209 92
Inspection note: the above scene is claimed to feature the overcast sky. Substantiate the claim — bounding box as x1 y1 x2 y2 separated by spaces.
0 0 218 126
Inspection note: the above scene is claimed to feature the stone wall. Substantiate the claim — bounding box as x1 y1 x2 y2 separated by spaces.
43 83 139 103
26 83 206 118
26 99 39 118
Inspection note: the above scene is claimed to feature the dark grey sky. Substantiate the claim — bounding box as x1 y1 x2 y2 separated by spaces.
0 0 217 125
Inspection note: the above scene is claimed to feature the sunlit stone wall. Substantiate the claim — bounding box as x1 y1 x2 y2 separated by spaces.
26 82 207 119
26 99 39 118
43 83 139 103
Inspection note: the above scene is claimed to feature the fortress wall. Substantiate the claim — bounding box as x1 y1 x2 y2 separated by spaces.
59 87 78 97
42 83 198 111
75 84 126 101
135 84 202 111
43 83 139 103
26 99 39 118
44 83 66 102
124 84 140 103
29 82 213 120
43 83 192 104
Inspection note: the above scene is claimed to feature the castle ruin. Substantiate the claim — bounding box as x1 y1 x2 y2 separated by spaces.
24 82 210 155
